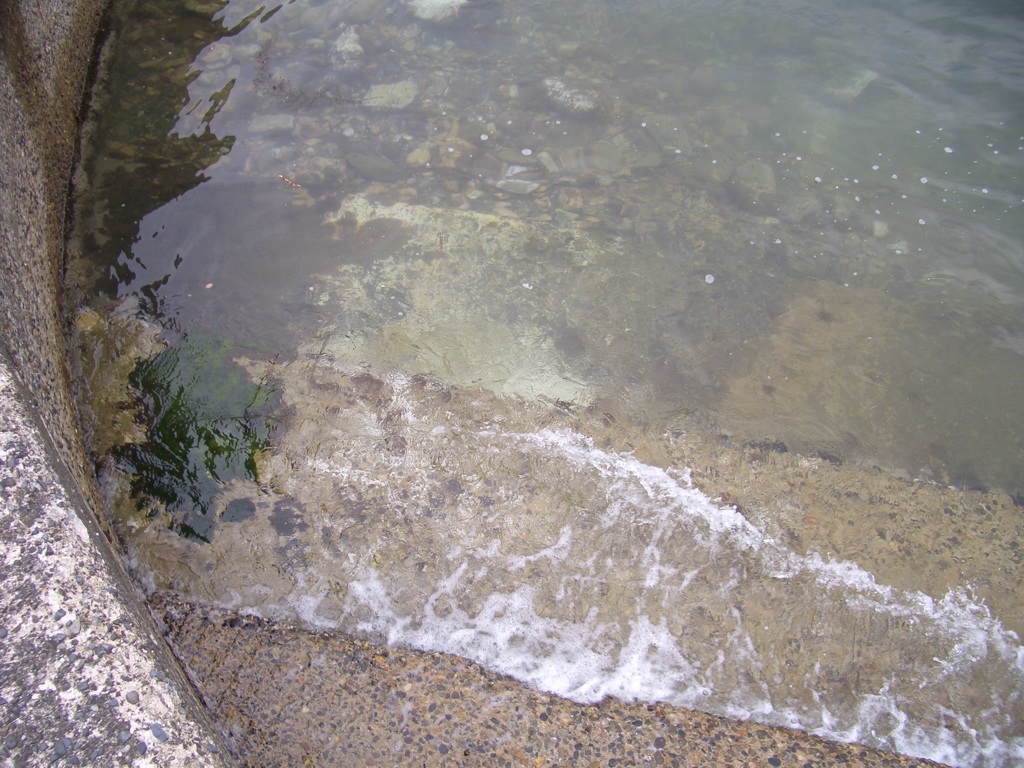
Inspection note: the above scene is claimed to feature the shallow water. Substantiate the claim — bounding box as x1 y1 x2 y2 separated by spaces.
69 0 1024 764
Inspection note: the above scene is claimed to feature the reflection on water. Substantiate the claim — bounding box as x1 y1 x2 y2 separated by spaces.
69 0 1024 765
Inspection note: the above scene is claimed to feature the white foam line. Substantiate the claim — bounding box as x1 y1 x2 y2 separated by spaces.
331 426 1024 767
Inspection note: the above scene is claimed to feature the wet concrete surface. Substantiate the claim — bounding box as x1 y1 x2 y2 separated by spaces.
153 592 942 768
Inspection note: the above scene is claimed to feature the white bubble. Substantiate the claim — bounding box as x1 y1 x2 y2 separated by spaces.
521 148 533 156
944 146 954 153
919 218 926 225
480 133 489 141
704 274 715 284
920 177 928 184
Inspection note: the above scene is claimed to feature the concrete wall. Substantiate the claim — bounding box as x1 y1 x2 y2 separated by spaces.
0 0 233 763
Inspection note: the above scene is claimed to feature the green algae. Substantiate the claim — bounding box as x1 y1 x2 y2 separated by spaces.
116 333 279 541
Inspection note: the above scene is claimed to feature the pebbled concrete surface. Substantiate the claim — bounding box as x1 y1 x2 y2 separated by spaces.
152 592 941 768
0 353 230 765
0 0 233 763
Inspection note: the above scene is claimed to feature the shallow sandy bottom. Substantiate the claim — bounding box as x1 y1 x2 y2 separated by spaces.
152 592 940 767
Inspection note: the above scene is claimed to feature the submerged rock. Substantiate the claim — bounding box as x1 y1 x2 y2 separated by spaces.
555 141 627 185
607 128 663 171
407 0 466 23
332 0 390 23
495 178 542 195
542 78 603 116
363 79 420 110
641 113 691 155
728 160 778 213
330 27 364 72
826 69 879 102
346 152 405 182
247 113 296 136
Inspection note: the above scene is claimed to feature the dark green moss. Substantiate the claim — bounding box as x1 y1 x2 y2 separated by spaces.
117 333 279 541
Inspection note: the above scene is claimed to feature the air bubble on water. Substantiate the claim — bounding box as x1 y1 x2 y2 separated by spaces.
919 218 926 225
521 148 533 156
944 147 954 153
920 177 928 184
704 274 715 284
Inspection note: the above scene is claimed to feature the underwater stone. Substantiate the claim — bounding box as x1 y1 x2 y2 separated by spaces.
407 0 466 23
826 69 879 102
542 78 603 116
641 114 691 155
607 128 663 171
728 160 778 213
247 114 296 136
346 152 405 182
331 0 390 23
363 79 419 110
330 28 364 71
495 179 541 195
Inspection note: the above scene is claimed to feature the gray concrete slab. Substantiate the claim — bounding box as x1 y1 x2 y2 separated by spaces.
0 0 235 763
1 351 230 766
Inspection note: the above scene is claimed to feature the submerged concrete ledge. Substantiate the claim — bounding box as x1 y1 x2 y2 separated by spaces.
0 0 232 763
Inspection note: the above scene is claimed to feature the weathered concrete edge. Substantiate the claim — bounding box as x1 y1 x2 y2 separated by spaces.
0 0 234 764
0 353 231 766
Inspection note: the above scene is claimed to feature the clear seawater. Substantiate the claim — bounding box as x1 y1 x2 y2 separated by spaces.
68 0 1024 764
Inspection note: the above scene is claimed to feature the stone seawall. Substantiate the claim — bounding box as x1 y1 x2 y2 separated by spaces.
0 0 233 763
